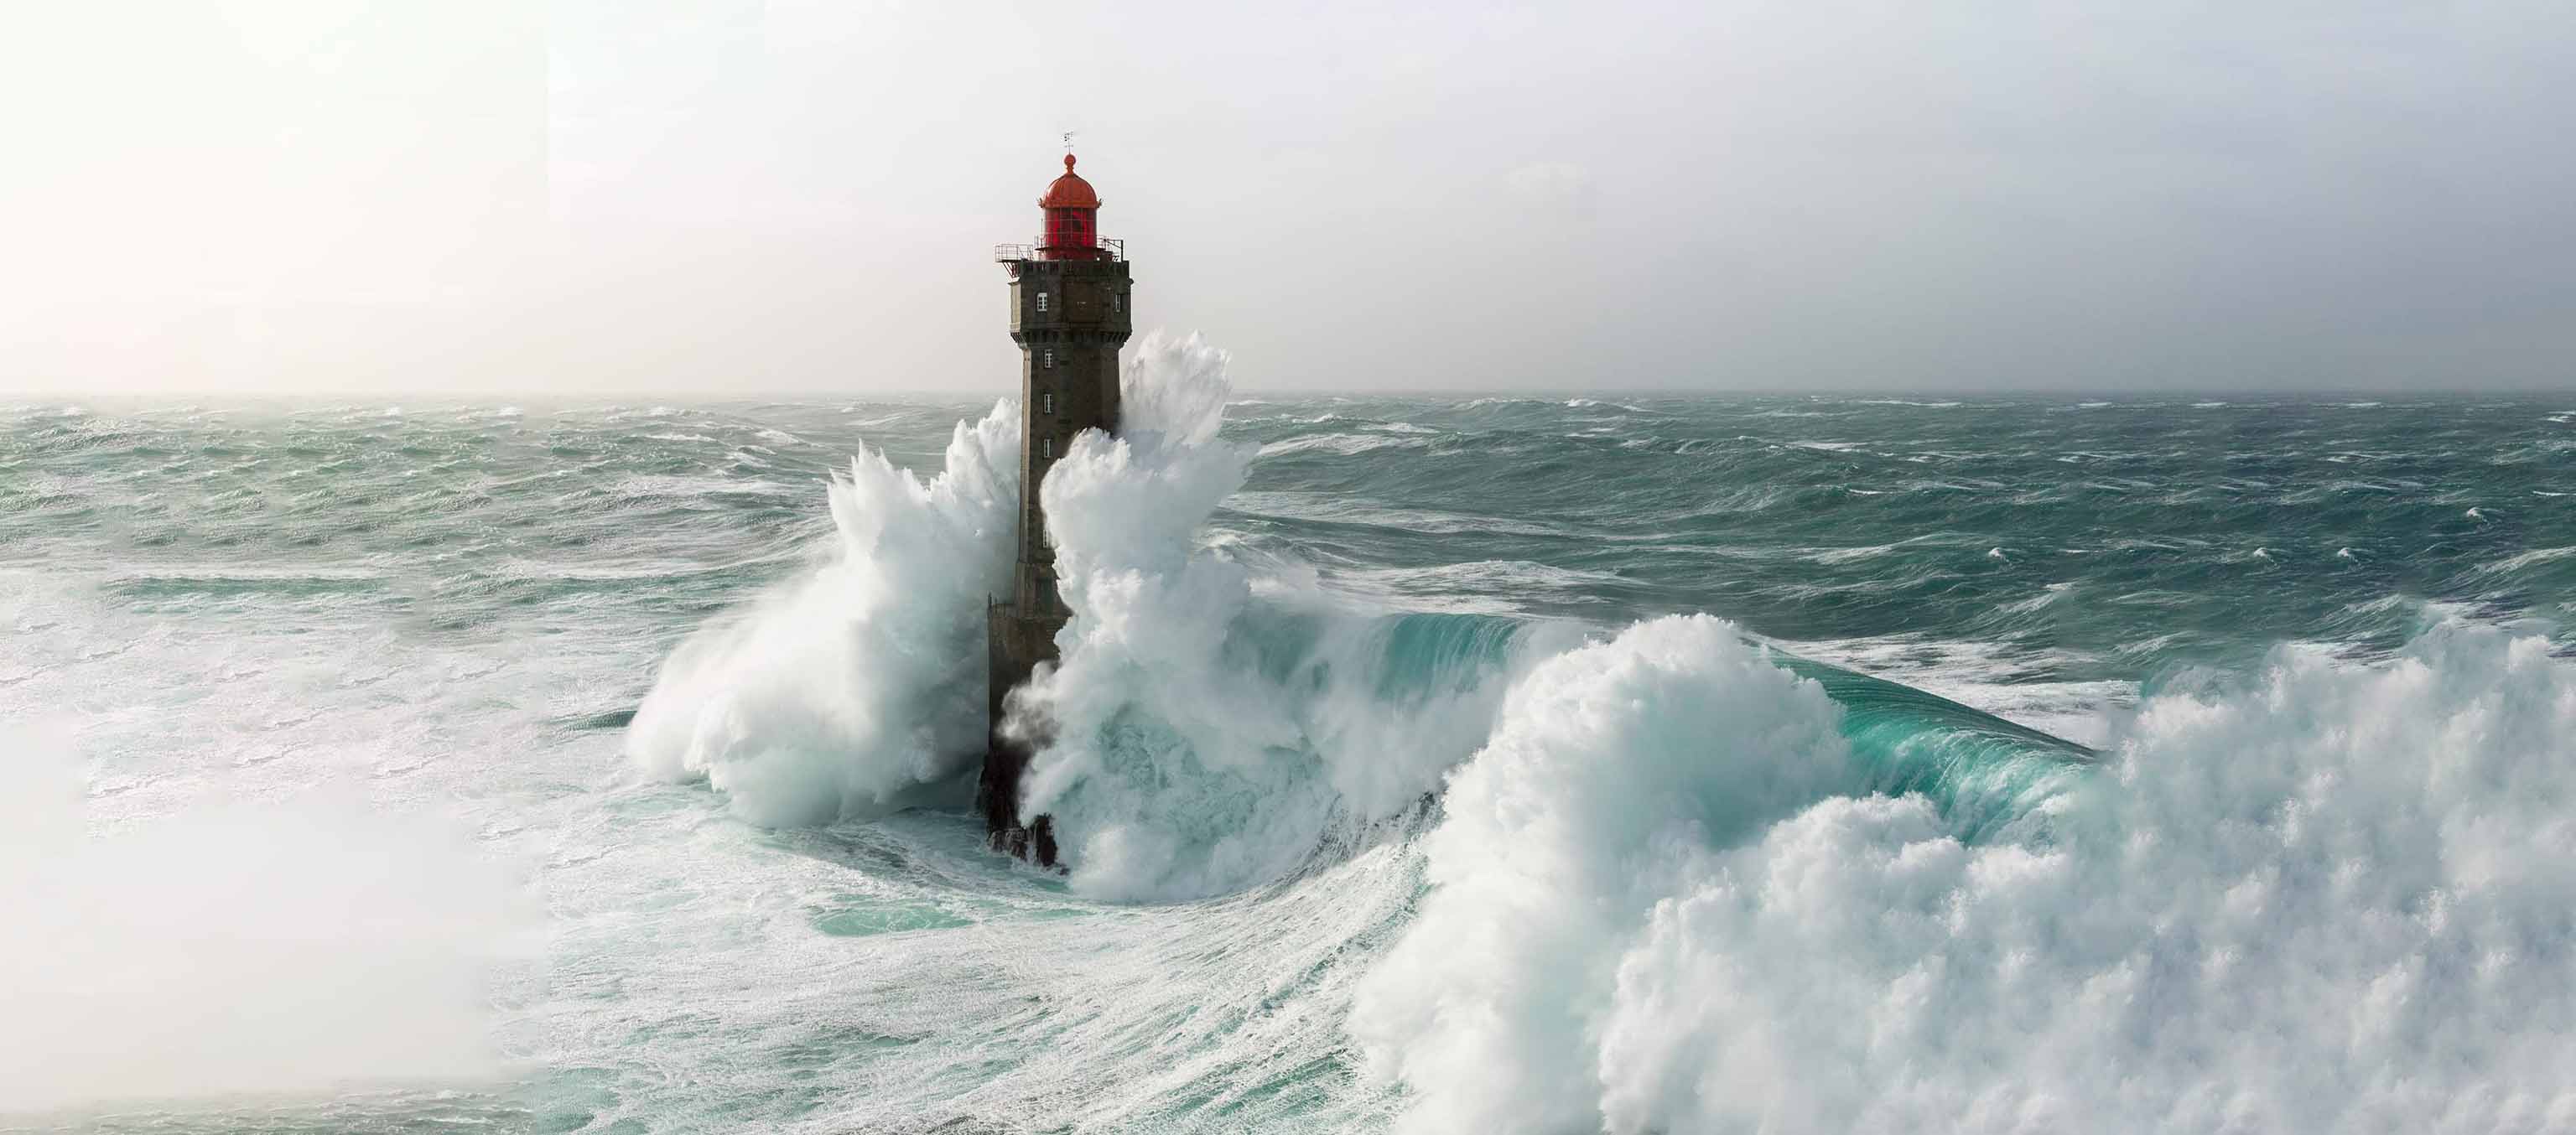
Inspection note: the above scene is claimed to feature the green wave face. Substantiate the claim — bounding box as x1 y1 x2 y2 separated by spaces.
1776 655 2094 842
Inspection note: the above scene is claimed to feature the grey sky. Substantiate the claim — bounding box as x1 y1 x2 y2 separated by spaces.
6 0 2572 394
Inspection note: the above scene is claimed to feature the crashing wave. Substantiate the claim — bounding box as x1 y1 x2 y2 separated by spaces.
619 346 2576 1130
1353 618 2576 1133
631 332 2095 903
624 404 1019 826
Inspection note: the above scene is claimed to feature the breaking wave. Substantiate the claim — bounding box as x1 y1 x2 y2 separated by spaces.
1356 618 2576 1133
633 334 2087 900
624 402 1019 825
627 335 2575 1131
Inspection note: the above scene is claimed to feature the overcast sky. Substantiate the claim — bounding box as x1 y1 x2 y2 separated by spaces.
4 1 2572 395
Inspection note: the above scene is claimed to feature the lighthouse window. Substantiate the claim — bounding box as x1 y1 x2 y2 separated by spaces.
1111 293 1122 313
1035 292 1050 313
1041 437 1053 459
1043 350 1055 369
1042 391 1054 414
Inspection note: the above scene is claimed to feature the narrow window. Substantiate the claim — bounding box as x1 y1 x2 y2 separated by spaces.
1111 293 1122 313
1042 391 1054 414
1041 436 1053 459
1043 350 1055 369
1035 292 1050 314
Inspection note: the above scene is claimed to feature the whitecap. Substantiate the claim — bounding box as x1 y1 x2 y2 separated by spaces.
625 398 1021 826
1357 621 2576 1133
611 474 797 500
1256 433 1422 458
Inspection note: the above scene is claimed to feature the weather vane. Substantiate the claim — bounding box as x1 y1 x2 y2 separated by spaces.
1062 131 1077 153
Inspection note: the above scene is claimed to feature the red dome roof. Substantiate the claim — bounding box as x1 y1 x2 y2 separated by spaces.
1038 153 1100 210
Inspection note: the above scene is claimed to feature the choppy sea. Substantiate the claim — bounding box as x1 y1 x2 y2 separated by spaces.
7 341 2573 1132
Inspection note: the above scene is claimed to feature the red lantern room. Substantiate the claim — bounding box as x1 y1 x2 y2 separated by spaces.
1037 153 1103 260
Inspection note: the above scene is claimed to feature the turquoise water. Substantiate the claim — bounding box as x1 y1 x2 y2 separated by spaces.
4 386 2572 1132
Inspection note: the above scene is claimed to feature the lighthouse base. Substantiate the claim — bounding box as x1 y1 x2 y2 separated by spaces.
977 737 1058 866
983 601 1064 868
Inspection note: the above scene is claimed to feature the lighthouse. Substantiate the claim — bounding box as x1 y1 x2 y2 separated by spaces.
983 153 1132 864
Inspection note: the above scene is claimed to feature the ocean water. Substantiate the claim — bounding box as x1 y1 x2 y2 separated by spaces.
5 344 2573 1133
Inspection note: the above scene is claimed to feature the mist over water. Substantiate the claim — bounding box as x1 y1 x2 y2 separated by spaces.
4 365 2571 1132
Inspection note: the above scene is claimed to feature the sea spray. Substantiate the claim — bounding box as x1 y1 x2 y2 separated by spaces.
22 395 2573 1130
1018 334 1569 899
1348 615 1859 1134
1352 618 2576 1133
0 733 520 1112
624 403 1020 824
618 336 1557 890
622 337 2085 904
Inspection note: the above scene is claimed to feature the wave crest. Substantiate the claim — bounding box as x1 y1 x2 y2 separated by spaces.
1016 334 1557 899
1354 619 2576 1133
623 403 1019 825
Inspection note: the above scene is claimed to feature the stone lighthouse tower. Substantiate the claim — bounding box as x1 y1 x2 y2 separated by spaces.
983 153 1132 864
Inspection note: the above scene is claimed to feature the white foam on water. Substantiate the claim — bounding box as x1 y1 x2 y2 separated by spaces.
624 403 1020 825
1012 334 1571 900
18 388 2574 1131
1221 492 1570 536
0 754 522 1113
1257 432 1428 458
1329 560 1624 614
1353 618 2576 1133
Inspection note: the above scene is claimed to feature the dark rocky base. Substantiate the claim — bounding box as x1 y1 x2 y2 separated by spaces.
977 739 1059 868
989 814 1059 868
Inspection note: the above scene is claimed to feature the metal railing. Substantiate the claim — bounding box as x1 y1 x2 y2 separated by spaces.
993 237 1124 262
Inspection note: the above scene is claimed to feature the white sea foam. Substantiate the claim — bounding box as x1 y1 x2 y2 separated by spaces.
611 474 799 500
0 730 520 1113
1223 492 1569 536
1332 560 1623 611
23 384 2572 1131
1349 616 1861 1133
2483 546 2576 574
1353 619 2576 1133
621 335 1557 900
1013 334 1568 899
602 376 2576 1127
1257 432 1424 458
1802 535 1946 565
624 402 1020 825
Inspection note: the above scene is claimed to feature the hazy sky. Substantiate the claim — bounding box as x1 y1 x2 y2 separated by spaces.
5 1 2572 395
